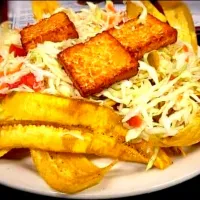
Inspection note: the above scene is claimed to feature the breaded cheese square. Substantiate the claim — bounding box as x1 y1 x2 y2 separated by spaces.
20 12 78 51
58 32 138 97
109 14 177 60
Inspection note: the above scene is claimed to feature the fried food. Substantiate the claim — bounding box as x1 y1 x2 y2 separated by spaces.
31 150 116 194
149 116 200 147
20 12 78 51
158 1 198 54
0 92 128 142
0 92 171 169
0 149 9 158
0 120 171 169
126 1 167 22
109 14 177 60
57 32 138 97
32 1 60 21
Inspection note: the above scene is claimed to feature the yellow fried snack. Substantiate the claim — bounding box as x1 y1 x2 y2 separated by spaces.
149 116 200 147
32 0 60 21
0 121 171 169
158 1 198 54
0 92 128 142
126 1 166 22
0 92 171 169
129 142 172 170
31 150 116 194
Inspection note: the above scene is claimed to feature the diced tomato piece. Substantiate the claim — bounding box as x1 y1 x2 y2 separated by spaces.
8 81 21 89
0 55 3 63
183 45 189 52
182 45 189 62
185 56 189 62
9 44 27 57
0 83 8 98
0 94 7 99
170 75 175 80
20 73 35 87
127 115 143 128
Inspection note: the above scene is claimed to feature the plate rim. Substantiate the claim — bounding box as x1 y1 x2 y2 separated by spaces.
0 162 200 199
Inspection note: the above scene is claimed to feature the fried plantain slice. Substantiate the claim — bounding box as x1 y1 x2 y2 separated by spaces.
0 92 172 169
158 1 198 54
0 121 171 169
149 116 200 147
32 1 60 21
31 150 116 194
126 0 166 22
0 92 127 143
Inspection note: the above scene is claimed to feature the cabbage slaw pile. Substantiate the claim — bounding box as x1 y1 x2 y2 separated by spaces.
0 1 200 143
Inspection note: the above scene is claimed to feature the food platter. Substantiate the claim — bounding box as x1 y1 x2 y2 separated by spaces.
0 145 200 199
1 0 200 198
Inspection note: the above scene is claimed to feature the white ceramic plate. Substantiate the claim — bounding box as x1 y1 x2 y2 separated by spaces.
0 145 200 199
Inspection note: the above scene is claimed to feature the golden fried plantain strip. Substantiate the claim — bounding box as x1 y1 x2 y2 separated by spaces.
31 150 116 194
0 124 90 152
158 1 198 54
149 116 200 147
1 92 127 143
0 92 172 169
32 0 60 21
0 121 171 169
129 142 172 170
126 1 166 22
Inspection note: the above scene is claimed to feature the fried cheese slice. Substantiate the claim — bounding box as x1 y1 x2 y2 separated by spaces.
0 121 171 169
109 14 177 60
57 32 138 97
20 12 78 51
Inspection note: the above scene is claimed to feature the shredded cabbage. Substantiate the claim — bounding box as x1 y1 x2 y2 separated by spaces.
101 41 200 141
146 147 160 171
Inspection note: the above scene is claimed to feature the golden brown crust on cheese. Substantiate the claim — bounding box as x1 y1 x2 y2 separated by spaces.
109 14 178 60
20 12 78 51
58 32 138 97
